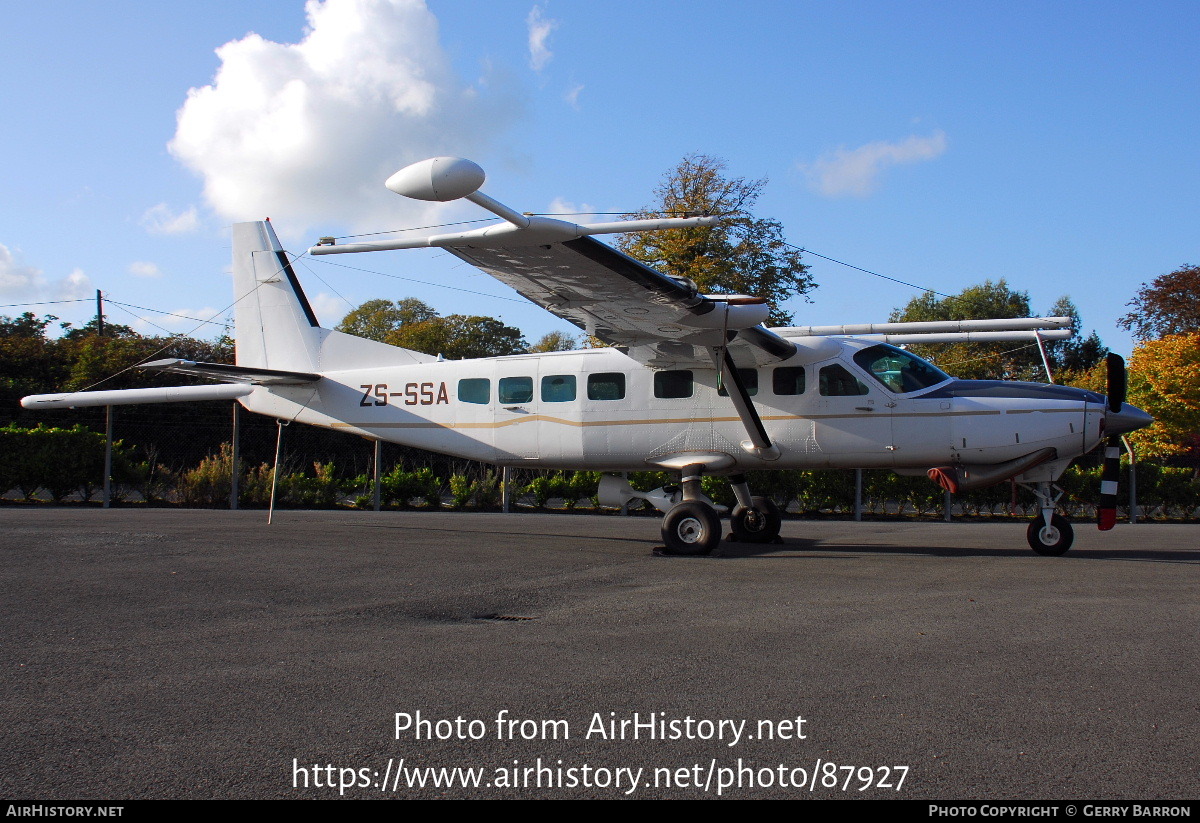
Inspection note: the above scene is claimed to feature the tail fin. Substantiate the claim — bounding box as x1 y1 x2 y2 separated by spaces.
232 220 433 372
232 220 322 371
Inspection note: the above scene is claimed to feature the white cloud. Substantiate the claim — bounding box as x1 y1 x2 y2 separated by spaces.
527 4 558 71
141 203 201 235
0 244 46 300
547 197 595 216
803 131 948 197
564 83 583 109
169 0 518 238
128 261 163 278
309 291 351 327
56 269 93 300
0 244 93 303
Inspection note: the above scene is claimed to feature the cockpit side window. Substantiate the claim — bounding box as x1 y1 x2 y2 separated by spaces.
852 344 950 394
819 364 870 396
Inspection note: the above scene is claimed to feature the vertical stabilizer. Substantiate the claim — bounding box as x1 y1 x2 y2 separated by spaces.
231 220 436 373
232 220 322 372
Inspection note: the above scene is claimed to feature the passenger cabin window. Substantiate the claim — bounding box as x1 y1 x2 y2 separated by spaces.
819 364 870 396
541 374 576 403
773 366 806 396
852 344 950 394
654 370 693 399
498 376 533 404
717 368 759 397
458 378 490 405
587 372 626 400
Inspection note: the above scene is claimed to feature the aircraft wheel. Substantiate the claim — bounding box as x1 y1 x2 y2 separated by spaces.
661 501 722 556
730 496 782 543
1026 514 1074 556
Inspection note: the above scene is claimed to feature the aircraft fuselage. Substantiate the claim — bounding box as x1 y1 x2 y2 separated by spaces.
241 339 1107 473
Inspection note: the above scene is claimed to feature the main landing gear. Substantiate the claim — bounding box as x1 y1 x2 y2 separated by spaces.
1023 480 1074 556
661 501 723 556
659 468 782 556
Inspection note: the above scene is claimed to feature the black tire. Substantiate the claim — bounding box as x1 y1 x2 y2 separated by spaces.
1026 514 1074 556
730 496 782 543
661 501 722 556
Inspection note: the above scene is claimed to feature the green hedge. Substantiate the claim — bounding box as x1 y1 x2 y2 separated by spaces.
4 423 1197 518
0 423 130 502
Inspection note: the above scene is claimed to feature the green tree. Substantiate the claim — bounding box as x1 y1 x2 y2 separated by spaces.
337 298 527 359
890 280 1103 381
0 312 57 339
335 298 438 342
386 314 527 359
528 331 576 353
1043 296 1107 379
1119 264 1200 341
617 154 813 326
60 318 139 340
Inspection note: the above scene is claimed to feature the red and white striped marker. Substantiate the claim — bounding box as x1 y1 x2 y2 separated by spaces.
1097 436 1120 531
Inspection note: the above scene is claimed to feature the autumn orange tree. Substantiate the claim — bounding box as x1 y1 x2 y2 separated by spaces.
1106 264 1200 458
1124 332 1200 458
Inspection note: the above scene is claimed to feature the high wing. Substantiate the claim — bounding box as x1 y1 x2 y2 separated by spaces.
444 237 794 369
310 155 797 370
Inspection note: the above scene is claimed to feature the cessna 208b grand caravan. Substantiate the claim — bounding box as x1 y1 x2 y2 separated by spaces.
23 157 1151 556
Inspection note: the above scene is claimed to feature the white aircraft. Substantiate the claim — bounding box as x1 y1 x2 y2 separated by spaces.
23 157 1151 556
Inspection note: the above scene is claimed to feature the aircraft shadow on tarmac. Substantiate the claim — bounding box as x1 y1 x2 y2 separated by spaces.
710 539 1200 564
345 516 1200 563
350 518 659 546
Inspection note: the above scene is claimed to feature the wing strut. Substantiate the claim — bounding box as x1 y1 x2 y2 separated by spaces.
713 346 781 461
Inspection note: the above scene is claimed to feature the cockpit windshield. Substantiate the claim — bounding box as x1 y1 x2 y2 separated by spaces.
852 344 950 394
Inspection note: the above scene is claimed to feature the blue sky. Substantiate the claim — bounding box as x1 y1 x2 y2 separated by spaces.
1 1 1196 360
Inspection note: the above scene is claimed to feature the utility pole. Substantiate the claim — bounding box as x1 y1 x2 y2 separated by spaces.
96 290 105 337
103 406 113 508
373 439 382 512
230 403 240 510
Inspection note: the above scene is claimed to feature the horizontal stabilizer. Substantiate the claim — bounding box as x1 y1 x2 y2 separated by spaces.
21 383 253 410
140 359 320 385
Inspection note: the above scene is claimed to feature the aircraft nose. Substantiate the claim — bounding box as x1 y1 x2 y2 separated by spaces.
1105 402 1154 437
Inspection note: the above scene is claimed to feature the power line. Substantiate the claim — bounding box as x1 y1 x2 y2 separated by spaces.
785 243 952 298
104 299 228 327
305 256 527 304
294 258 357 312
1 299 93 309
331 218 495 240
106 300 184 338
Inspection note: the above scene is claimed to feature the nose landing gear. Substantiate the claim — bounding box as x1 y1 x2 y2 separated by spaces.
1023 481 1074 556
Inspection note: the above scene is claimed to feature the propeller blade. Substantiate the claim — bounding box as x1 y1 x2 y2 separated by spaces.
1106 352 1127 414
1097 436 1121 531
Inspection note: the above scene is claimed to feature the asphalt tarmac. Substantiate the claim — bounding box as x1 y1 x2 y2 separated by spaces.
2 508 1197 800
